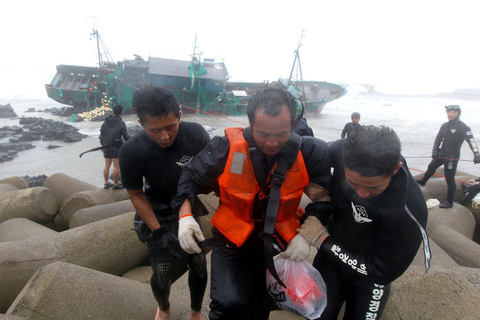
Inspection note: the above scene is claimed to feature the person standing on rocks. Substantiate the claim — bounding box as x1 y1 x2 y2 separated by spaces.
171 87 332 319
341 111 361 139
99 104 130 189
297 125 430 320
416 105 480 208
119 86 209 320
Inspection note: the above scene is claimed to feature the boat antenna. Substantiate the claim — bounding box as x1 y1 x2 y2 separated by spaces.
287 30 307 107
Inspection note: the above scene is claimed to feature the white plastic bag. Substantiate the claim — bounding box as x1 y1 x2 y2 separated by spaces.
266 255 327 319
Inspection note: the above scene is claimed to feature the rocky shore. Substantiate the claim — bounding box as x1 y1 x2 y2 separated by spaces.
0 104 142 163
0 169 480 319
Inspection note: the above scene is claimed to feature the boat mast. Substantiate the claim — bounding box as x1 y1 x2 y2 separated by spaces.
89 16 114 69
89 17 103 69
287 30 307 106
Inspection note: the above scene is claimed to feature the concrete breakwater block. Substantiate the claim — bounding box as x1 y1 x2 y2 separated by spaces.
7 261 158 320
418 176 470 203
0 212 148 313
0 177 29 189
383 265 480 320
0 187 59 224
0 218 57 243
59 189 114 225
426 212 480 268
43 173 97 205
428 203 475 239
101 187 130 202
0 184 19 195
0 315 29 320
69 199 135 228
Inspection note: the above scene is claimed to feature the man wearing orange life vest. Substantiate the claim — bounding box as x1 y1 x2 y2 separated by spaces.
171 87 332 320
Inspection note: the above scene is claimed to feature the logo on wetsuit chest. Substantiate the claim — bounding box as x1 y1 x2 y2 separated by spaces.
176 155 194 168
351 202 372 223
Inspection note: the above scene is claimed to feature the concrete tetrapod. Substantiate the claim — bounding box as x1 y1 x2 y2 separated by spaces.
0 184 18 195
383 240 480 319
0 187 58 224
0 177 29 190
0 212 148 313
42 173 98 205
7 261 157 320
69 199 135 228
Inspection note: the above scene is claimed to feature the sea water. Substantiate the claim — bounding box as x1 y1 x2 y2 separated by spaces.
1 85 480 187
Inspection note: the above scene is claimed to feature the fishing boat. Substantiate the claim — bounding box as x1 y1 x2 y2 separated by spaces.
44 26 346 117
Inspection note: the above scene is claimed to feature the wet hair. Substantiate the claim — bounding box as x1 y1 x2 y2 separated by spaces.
351 112 361 119
344 125 401 177
132 86 180 123
247 87 297 126
112 105 123 115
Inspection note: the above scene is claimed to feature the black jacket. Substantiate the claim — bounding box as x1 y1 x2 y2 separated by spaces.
99 115 130 147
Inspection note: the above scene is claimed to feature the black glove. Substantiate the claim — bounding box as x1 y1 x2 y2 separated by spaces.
150 226 181 259
474 154 480 164
432 150 438 159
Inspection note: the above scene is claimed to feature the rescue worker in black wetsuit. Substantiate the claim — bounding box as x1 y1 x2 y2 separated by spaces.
171 87 332 320
99 104 130 189
297 125 430 320
416 105 480 208
341 111 361 139
119 86 209 320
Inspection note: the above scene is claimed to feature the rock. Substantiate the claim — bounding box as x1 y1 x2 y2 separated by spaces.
4 117 89 144
21 174 48 187
0 104 17 118
47 144 61 149
25 108 35 113
0 126 23 138
0 142 35 162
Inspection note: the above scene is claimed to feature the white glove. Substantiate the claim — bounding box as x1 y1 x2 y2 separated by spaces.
178 215 205 254
281 234 310 262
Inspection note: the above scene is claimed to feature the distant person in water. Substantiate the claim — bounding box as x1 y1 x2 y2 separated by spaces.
341 112 361 138
416 105 480 208
99 104 129 189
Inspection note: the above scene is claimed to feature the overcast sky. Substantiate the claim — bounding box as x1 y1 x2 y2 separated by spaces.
2 0 480 95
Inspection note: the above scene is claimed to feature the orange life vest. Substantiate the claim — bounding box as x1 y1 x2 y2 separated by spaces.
211 127 309 247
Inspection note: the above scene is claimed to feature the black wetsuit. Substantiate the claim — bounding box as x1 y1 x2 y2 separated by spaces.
341 121 360 139
119 121 210 312
309 139 428 320
99 114 130 158
171 132 332 320
418 117 479 202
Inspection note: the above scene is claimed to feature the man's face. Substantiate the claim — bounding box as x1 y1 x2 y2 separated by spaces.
344 167 398 199
352 117 360 124
447 110 459 121
251 105 292 158
139 111 181 148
